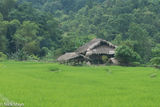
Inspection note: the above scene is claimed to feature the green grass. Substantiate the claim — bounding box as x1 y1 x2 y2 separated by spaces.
0 61 160 107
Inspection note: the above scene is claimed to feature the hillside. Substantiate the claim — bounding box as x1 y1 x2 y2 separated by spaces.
0 0 160 64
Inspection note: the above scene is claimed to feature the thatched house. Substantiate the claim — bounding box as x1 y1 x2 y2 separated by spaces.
57 38 117 65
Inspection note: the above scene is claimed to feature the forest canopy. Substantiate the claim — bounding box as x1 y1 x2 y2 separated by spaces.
0 0 160 64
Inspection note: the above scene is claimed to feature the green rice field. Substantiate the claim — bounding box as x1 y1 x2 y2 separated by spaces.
0 61 160 107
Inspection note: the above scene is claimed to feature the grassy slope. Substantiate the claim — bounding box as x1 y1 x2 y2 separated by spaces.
0 61 160 107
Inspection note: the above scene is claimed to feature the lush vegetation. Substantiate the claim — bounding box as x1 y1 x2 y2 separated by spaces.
0 61 159 106
115 45 141 65
0 0 160 65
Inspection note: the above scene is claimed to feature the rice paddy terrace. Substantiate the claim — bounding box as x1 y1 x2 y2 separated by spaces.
0 61 159 107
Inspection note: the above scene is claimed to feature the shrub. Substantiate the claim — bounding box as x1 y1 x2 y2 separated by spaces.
49 67 59 72
150 57 160 65
151 44 160 57
115 45 141 65
0 52 7 61
42 50 56 62
10 50 28 61
131 62 141 66
27 55 40 61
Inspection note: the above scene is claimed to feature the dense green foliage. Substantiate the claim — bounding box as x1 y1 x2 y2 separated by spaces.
0 0 62 59
0 0 160 64
150 44 160 65
0 52 7 61
0 61 160 106
115 45 141 65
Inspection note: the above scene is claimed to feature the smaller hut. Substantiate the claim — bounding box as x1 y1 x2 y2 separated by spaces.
57 52 84 64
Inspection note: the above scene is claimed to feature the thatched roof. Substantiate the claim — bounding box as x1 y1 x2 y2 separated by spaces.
57 52 80 62
86 45 115 56
76 38 116 54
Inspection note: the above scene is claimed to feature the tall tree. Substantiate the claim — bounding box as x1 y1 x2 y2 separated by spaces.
0 0 16 19
13 21 40 55
127 23 152 61
0 13 8 52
